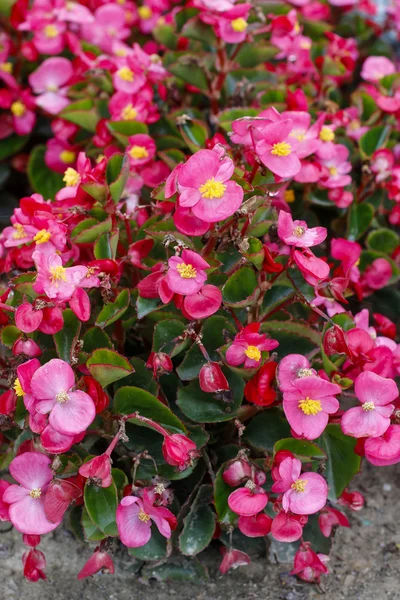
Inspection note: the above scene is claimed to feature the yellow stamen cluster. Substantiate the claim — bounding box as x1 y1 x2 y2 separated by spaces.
117 67 134 82
56 391 69 404
231 18 248 33
284 189 295 203
11 101 26 117
292 225 305 237
298 397 322 416
199 178 226 199
291 479 307 493
0 62 12 73
319 127 335 142
138 510 151 522
60 150 76 164
13 378 25 397
121 104 138 121
362 401 375 412
271 142 292 156
129 145 149 160
63 167 80 187
176 263 197 279
44 24 59 38
244 345 261 361
29 488 42 499
34 229 51 244
12 223 26 240
138 5 152 19
50 265 67 284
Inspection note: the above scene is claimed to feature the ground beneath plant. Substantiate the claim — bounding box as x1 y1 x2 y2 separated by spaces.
1 462 399 600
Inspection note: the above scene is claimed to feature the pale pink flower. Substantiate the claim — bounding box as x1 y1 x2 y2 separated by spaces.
127 134 156 167
226 323 279 368
255 120 301 178
272 456 328 515
228 485 268 516
28 58 72 115
33 251 88 302
360 56 396 83
277 354 317 392
364 425 400 466
166 249 209 295
277 210 327 247
293 249 330 286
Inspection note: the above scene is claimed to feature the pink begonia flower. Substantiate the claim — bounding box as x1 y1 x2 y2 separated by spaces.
109 91 150 123
270 512 306 543
331 238 361 282
293 249 330 286
294 160 322 184
364 425 400 466
44 479 82 523
32 21 66 55
283 375 341 440
77 551 115 580
13 337 42 358
0 480 11 521
162 434 198 471
318 507 349 537
291 542 329 583
45 138 78 174
33 251 88 302
255 120 301 178
370 149 394 183
22 548 46 582
112 59 146 95
30 358 96 436
277 210 327 248
219 548 251 574
226 323 279 368
277 354 316 392
238 513 272 537
364 258 392 290
194 0 237 12
318 144 352 188
54 2 94 24
80 4 130 52
182 284 222 319
341 371 398 438
228 484 268 516
40 424 82 454
173 205 210 237
166 249 209 295
28 58 73 115
116 490 176 548
2 452 61 534
202 4 251 44
271 456 328 515
15 301 63 334
165 148 243 223
281 111 320 158
79 455 112 488
127 134 156 167
360 56 396 83
328 188 353 209
10 89 36 136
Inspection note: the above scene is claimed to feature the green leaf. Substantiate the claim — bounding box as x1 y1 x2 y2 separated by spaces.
235 43 278 68
359 125 389 157
243 408 291 452
179 485 215 556
82 327 113 353
94 232 118 259
86 349 133 387
95 289 130 328
152 319 188 357
177 368 244 423
113 386 186 432
129 527 168 560
81 507 106 541
348 202 374 240
222 267 258 307
168 59 209 91
366 228 400 255
142 558 208 582
27 145 64 200
61 99 99 132
214 464 237 525
1 325 20 348
84 481 118 536
136 296 161 319
53 309 81 363
71 217 112 244
114 357 158 396
153 23 178 49
181 17 215 45
317 424 361 500
0 135 29 161
107 121 148 145
274 438 326 461
178 118 208 152
106 153 129 203
261 320 321 346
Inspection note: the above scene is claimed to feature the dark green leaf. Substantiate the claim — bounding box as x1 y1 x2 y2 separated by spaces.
222 267 258 307
28 145 63 200
71 217 112 243
274 438 326 461
366 228 399 255
359 126 389 157
348 202 374 241
243 408 291 452
95 289 130 328
179 485 215 556
84 481 118 536
106 153 129 203
214 464 237 525
86 349 133 387
53 309 81 363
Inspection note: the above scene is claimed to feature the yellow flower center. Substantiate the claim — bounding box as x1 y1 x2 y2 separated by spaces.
129 145 148 160
50 265 67 285
329 166 338 176
298 397 323 416
13 378 25 397
284 189 295 203
34 229 51 244
116 0 125 4
349 119 360 131
0 62 12 73
12 223 26 240
44 24 59 38
300 39 311 50
121 104 138 121
244 345 261 361
319 127 335 142
294 21 300 34
176 263 197 279
271 142 292 156
11 101 26 117
291 479 307 493
297 368 314 378
138 510 151 522
231 18 248 32
63 167 80 187
199 178 227 199
47 84 58 92
117 66 134 82
290 130 305 141
29 488 42 499
362 401 375 412
114 48 128 57
56 391 69 404
60 150 76 164
292 225 305 237
138 5 152 19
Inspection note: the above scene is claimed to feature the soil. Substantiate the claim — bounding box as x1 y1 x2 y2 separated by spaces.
1 462 399 600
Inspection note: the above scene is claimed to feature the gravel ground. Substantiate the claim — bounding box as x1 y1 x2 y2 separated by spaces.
0 462 399 600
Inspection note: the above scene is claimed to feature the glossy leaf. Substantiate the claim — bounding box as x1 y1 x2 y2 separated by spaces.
95 289 130 329
86 348 134 387
53 309 81 363
179 485 215 556
84 480 118 536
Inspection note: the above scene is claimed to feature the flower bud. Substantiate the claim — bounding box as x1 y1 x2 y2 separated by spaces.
82 376 109 414
12 337 41 358
146 352 173 377
22 549 46 582
23 534 41 547
199 362 229 393
79 454 112 488
219 548 250 574
291 542 329 583
77 550 115 580
162 434 197 471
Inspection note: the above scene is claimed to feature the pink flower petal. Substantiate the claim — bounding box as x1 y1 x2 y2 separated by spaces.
8 495 60 535
49 390 95 436
9 452 53 490
31 359 75 401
